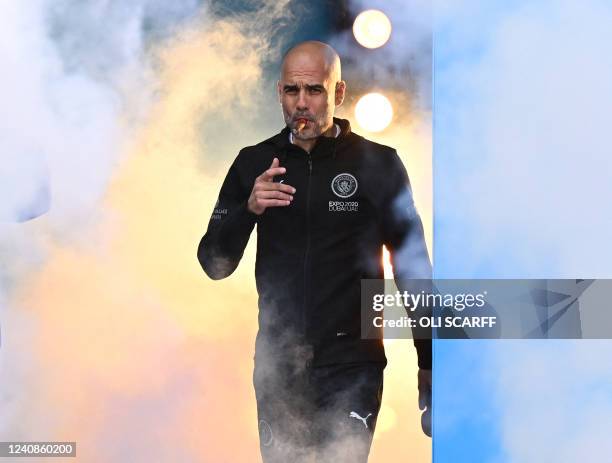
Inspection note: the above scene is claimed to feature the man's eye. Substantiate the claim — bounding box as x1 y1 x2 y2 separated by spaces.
285 89 298 95
309 88 322 94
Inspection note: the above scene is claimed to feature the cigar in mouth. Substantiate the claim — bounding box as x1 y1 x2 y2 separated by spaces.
295 118 308 132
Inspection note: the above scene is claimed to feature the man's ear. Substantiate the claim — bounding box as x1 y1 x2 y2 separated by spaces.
277 80 282 104
335 80 346 106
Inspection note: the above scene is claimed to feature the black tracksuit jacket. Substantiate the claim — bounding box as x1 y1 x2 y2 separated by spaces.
198 118 432 370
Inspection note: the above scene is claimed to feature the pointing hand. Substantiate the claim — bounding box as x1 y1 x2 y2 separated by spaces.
248 157 297 215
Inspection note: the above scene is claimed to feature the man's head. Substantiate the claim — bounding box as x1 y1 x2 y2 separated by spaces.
278 41 346 140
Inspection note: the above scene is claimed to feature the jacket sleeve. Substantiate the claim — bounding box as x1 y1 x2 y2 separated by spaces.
197 153 257 280
381 150 433 370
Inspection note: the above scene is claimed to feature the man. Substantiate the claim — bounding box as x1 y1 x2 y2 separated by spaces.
198 41 432 462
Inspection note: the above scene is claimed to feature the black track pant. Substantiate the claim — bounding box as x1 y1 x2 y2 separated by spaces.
253 361 385 463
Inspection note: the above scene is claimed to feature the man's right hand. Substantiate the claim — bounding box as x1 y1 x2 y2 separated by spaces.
248 157 296 215
418 368 432 437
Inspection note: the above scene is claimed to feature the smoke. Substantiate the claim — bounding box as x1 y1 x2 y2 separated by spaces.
490 340 612 462
0 0 433 461
339 2 433 460
435 0 612 278
0 0 291 461
330 0 433 261
434 0 612 461
336 0 431 110
327 3 433 462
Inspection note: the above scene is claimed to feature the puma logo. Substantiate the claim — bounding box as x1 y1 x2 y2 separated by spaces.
349 411 372 429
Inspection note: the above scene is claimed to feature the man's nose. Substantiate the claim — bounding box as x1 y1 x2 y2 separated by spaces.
296 89 308 110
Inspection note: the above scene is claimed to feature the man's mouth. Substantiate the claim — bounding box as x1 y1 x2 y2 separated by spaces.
295 118 310 132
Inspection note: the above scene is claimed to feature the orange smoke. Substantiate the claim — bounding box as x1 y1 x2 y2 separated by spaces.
5 18 432 463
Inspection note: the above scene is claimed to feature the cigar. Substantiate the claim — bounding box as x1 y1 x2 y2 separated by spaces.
296 119 307 132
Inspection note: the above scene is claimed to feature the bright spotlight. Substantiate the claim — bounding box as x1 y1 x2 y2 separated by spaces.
353 9 392 49
354 93 393 132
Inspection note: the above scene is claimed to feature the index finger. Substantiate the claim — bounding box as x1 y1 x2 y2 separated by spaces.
260 165 286 181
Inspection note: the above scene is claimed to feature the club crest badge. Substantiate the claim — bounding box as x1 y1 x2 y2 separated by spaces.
331 173 358 198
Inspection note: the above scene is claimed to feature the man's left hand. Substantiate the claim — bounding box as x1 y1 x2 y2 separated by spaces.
418 368 432 437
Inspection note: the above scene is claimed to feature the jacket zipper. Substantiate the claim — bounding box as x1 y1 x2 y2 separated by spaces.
303 153 313 343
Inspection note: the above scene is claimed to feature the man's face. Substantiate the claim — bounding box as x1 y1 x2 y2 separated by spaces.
277 52 344 140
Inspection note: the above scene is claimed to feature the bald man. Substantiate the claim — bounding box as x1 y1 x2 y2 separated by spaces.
198 41 432 462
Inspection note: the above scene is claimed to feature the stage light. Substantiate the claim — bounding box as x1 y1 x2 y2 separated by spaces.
353 9 392 49
355 93 393 132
